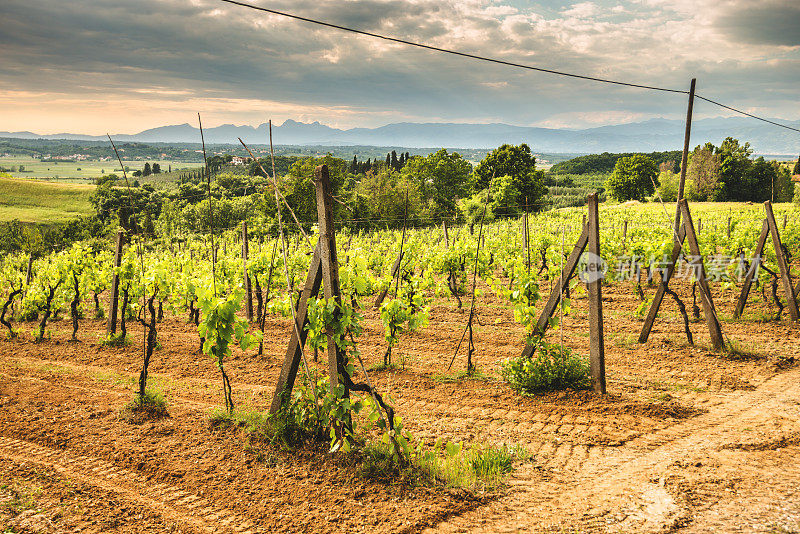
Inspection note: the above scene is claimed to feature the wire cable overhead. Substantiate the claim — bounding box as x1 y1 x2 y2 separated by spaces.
218 0 800 135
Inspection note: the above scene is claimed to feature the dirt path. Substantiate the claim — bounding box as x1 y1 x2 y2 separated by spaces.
0 436 255 533
423 365 800 533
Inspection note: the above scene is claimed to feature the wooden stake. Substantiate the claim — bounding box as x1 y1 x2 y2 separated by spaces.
765 201 799 321
106 229 125 336
586 193 606 394
242 221 253 320
680 199 724 349
521 223 588 359
269 246 322 414
442 220 449 248
734 219 769 319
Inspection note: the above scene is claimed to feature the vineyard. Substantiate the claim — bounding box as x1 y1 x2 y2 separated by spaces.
1 172 800 532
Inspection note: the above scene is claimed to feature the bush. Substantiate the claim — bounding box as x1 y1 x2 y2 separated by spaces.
500 341 591 395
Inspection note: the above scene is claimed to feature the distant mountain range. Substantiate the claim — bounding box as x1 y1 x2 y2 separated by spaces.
2 117 799 154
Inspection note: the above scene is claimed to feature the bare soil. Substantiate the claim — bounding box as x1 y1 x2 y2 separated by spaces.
1 280 799 533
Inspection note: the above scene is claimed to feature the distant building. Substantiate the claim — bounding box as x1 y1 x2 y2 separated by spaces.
231 156 246 166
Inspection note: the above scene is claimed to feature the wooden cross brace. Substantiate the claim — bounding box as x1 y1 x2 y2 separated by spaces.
638 199 724 349
520 193 606 394
269 165 349 414
734 201 799 321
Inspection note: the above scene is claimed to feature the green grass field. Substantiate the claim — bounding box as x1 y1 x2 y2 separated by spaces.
0 176 94 223
0 156 196 183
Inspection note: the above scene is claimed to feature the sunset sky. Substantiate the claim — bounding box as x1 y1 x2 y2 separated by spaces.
1 0 798 135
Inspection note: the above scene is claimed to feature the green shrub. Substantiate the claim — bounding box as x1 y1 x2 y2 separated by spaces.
500 340 591 395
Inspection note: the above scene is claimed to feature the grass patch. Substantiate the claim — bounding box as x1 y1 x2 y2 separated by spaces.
432 368 491 383
360 440 526 492
100 332 129 347
0 480 42 515
119 390 168 423
717 340 768 361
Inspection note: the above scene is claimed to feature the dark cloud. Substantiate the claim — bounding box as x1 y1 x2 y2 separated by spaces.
716 2 800 46
0 0 797 130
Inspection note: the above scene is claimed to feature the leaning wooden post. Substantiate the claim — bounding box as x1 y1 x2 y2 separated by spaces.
242 221 253 320
106 229 126 336
733 219 768 319
586 193 606 394
680 200 724 349
765 201 799 321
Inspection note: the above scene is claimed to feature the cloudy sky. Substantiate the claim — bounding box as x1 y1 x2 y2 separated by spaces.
1 0 798 134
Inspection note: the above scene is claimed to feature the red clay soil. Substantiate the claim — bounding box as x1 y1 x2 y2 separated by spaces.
1 280 800 533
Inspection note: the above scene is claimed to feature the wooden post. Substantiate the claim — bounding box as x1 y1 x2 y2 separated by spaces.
106 229 125 336
242 221 253 320
373 252 404 309
680 200 724 349
521 224 589 358
765 201 799 321
442 220 449 248
269 246 322 414
675 78 696 232
734 219 769 319
784 213 788 230
727 217 731 239
622 220 628 245
314 165 349 403
586 193 606 394
638 226 687 343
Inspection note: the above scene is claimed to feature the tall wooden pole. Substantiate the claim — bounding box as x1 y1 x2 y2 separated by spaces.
675 78 696 232
314 166 348 402
586 193 606 394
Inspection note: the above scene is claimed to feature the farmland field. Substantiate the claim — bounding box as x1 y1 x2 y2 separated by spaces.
2 196 800 532
0 156 197 183
0 176 94 223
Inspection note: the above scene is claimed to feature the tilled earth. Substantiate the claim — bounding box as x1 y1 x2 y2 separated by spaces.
1 280 799 533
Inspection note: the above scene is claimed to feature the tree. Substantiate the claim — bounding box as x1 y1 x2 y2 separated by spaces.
686 143 721 201
715 137 752 200
794 155 800 175
773 162 795 203
351 155 358 173
391 150 399 170
142 162 151 177
605 155 658 201
400 149 472 217
152 163 161 174
473 144 547 211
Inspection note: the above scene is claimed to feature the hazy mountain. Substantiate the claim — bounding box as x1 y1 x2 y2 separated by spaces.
2 117 798 154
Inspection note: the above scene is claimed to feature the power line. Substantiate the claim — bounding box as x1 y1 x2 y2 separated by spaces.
695 95 800 134
219 0 800 136
218 0 687 95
